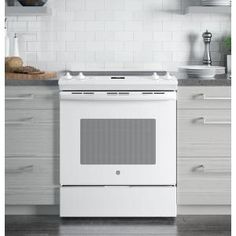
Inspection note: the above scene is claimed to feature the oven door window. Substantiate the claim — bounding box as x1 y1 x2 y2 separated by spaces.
80 119 156 165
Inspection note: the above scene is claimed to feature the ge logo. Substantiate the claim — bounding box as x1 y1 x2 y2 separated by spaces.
116 170 120 175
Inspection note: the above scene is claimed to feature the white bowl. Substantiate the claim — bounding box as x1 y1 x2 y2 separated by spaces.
179 65 225 79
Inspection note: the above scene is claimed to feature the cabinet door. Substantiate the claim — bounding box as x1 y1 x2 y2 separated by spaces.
178 157 231 205
5 86 59 110
5 157 59 205
178 109 231 157
178 87 231 109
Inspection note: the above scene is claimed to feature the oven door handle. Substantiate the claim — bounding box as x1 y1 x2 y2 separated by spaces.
60 92 176 101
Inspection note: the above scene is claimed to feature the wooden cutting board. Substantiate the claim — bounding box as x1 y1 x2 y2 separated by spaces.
6 72 57 80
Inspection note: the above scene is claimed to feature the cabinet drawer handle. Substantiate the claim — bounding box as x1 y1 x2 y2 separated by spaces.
5 94 34 100
196 93 231 101
6 165 34 174
198 117 231 125
192 165 230 174
6 117 33 125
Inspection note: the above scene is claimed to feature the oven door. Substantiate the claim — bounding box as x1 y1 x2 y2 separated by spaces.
60 91 176 186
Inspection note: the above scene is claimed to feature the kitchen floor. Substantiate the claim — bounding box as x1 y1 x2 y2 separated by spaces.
5 215 230 236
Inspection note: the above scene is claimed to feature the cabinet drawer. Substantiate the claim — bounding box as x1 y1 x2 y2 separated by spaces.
5 109 59 124
178 109 231 157
177 158 231 205
5 86 59 110
6 123 59 156
178 87 231 109
6 187 59 205
5 158 59 205
6 158 59 187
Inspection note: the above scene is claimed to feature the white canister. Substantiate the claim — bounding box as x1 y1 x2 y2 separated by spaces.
13 33 20 57
5 28 10 57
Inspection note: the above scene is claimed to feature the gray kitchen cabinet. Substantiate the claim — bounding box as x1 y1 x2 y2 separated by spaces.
177 86 231 109
5 157 59 205
178 157 231 205
5 86 59 206
5 86 59 110
177 86 231 212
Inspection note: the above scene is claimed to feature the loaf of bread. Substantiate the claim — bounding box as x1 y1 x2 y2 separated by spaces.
14 66 42 74
5 57 23 72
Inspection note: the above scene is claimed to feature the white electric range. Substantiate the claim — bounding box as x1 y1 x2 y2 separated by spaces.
59 72 178 217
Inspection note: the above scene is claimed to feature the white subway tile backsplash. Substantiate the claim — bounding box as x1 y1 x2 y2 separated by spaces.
66 42 86 51
115 51 133 62
8 22 28 32
133 51 153 62
57 32 76 41
105 22 124 31
115 32 133 41
76 31 96 41
153 32 172 41
105 42 124 51
85 21 104 31
66 21 85 31
17 16 37 22
85 0 105 10
37 52 57 62
143 42 163 51
28 42 66 52
66 0 85 11
37 32 57 41
123 42 142 51
76 51 96 63
134 32 153 41
124 21 143 31
143 21 162 32
153 51 172 62
124 0 143 11
95 32 115 41
142 0 162 11
24 52 37 63
57 51 76 62
163 21 182 31
21 33 37 41
95 51 115 62
105 0 125 10
85 42 105 51
74 11 95 21
113 11 133 21
9 0 230 71
105 62 124 69
95 11 114 21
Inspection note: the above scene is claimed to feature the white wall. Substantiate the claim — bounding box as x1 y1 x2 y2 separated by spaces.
6 0 231 71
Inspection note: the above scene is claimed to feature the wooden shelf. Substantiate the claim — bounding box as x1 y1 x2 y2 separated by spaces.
186 6 231 14
5 6 51 16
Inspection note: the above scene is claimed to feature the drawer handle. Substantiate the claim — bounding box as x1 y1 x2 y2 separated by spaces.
6 117 33 125
198 117 231 125
6 165 34 174
5 94 34 100
192 165 230 174
197 93 231 101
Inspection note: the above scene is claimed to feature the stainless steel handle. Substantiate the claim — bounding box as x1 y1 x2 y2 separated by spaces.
6 117 33 125
192 165 230 174
6 165 34 174
197 93 231 101
6 154 60 158
198 117 231 125
60 92 176 101
6 94 34 100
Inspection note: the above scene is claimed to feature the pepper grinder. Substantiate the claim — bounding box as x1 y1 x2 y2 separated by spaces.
202 30 212 65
